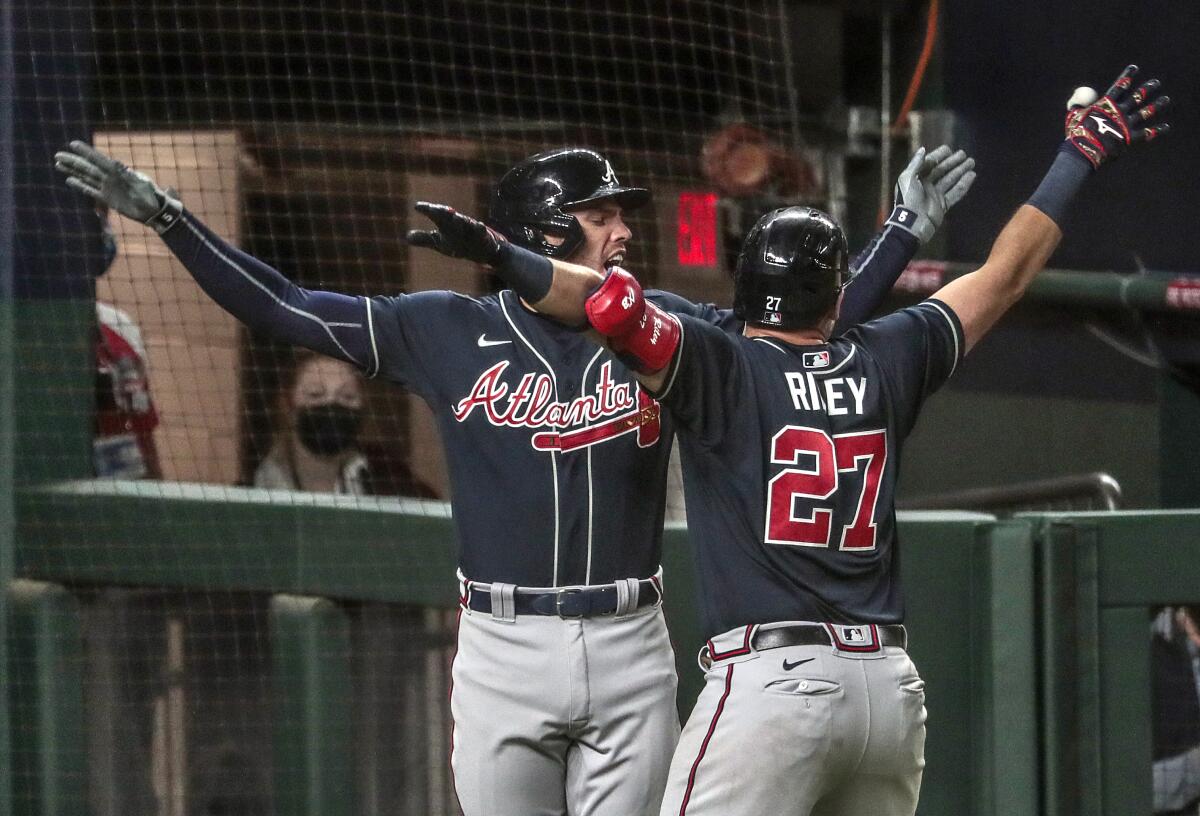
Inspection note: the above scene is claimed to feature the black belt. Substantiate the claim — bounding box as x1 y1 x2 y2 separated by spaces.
701 623 907 668
464 579 661 618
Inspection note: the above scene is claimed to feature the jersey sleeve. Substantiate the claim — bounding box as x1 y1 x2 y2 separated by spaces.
834 224 920 334
161 209 375 369
365 290 486 402
648 314 744 448
646 289 743 332
844 298 964 436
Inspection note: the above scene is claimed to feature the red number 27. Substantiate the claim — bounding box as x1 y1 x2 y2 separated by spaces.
765 426 887 551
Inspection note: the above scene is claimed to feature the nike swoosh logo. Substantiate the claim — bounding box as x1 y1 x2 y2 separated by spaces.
782 657 815 671
477 334 513 348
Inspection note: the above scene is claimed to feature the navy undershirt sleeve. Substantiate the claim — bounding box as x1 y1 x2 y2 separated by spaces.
1026 147 1092 226
160 210 372 370
835 224 920 334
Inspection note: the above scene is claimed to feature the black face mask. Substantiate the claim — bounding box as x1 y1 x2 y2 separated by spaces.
295 404 363 457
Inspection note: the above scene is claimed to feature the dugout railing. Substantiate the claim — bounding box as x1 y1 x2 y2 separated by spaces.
9 478 1200 816
899 472 1124 515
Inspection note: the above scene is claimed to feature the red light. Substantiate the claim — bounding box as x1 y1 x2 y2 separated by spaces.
677 192 718 267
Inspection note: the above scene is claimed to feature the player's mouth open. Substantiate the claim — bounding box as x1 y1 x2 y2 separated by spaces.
604 252 625 270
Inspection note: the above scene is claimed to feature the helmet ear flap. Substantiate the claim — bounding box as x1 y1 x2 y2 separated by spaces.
493 214 584 259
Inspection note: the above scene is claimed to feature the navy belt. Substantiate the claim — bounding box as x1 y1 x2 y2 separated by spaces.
464 579 661 618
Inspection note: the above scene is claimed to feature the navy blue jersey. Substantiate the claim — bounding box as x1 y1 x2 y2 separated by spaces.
367 288 683 586
160 210 918 588
654 300 964 637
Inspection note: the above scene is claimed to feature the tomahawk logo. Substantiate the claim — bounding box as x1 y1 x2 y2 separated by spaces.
1090 114 1123 139
453 360 661 452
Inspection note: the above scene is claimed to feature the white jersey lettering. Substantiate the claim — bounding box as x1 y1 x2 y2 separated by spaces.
454 360 640 430
786 373 868 417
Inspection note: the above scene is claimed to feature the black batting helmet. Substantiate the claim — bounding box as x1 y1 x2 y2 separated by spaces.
488 148 650 259
733 207 852 330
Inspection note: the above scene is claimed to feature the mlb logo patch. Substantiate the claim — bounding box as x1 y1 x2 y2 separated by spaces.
803 350 831 369
764 312 783 325
825 623 882 653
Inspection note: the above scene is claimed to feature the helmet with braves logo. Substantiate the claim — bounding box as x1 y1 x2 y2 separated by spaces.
733 206 852 330
488 148 650 259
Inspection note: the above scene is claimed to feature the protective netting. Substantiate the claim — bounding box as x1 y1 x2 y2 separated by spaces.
13 2 809 814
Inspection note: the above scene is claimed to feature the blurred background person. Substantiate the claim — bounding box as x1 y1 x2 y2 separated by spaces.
1153 605 1200 815
93 203 162 479
254 351 436 498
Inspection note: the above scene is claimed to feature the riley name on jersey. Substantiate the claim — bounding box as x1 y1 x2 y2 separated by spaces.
784 370 867 416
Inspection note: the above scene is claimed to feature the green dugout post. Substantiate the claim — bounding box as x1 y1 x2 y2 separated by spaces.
7 580 87 816
270 594 356 816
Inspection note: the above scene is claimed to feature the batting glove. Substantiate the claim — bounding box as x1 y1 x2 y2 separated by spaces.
54 141 183 234
887 144 977 244
1063 65 1170 169
407 202 508 266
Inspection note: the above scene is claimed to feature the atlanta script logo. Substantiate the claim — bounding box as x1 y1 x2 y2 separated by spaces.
453 360 661 452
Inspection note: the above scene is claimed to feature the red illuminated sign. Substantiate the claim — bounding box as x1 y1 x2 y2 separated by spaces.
677 192 718 267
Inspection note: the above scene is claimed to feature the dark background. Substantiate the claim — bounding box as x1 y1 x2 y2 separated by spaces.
941 0 1199 273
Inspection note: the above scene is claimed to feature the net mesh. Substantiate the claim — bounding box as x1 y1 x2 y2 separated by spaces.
13 2 810 813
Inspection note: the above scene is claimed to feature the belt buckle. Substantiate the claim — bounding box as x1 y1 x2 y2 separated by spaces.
555 588 585 618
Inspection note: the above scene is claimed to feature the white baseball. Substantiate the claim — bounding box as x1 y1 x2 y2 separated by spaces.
1067 86 1100 110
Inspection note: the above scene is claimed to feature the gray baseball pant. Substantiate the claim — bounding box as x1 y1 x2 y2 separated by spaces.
451 596 680 815
659 622 926 816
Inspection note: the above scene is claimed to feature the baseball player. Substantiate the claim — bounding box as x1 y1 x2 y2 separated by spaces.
406 65 1168 815
55 142 972 815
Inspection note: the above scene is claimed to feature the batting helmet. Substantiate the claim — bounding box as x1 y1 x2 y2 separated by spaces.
733 206 852 330
488 148 650 259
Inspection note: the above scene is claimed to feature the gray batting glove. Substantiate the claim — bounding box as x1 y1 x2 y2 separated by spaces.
53 140 183 235
886 144 977 244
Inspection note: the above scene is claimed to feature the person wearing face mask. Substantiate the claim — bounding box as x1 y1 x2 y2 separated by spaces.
93 203 163 479
253 354 369 494
253 352 438 498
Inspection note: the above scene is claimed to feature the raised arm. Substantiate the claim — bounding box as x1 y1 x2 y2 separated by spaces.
406 202 677 389
836 145 976 331
934 65 1170 353
55 141 373 369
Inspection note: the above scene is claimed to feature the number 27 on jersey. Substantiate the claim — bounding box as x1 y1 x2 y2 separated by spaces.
765 426 887 551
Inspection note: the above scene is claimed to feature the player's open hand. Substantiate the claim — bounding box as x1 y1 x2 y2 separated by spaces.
407 202 508 266
890 145 977 243
1063 65 1170 169
54 141 181 233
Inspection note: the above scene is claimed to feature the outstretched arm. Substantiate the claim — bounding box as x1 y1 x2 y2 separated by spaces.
406 203 678 389
55 141 374 369
934 65 1170 353
837 144 976 331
